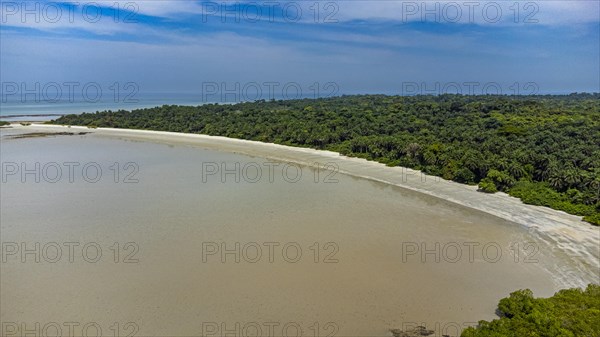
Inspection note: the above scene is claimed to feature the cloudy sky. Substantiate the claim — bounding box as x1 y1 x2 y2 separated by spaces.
1 0 599 101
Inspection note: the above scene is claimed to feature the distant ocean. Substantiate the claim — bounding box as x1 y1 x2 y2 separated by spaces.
0 92 336 121
0 93 217 121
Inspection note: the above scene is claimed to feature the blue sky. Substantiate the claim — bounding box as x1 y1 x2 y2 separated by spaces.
1 0 599 101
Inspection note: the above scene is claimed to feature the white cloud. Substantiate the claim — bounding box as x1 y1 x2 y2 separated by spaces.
0 1 134 35
2 0 596 38
0 0 203 35
72 0 203 18
334 1 599 25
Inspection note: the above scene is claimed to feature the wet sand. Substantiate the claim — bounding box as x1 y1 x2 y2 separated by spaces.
1 124 598 336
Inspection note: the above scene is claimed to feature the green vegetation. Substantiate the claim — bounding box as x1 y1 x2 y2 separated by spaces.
0 121 10 126
51 94 600 225
461 284 600 337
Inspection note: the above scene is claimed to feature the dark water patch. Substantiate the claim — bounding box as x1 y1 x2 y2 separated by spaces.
5 131 91 139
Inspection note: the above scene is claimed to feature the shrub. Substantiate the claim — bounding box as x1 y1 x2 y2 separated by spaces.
462 284 600 337
478 178 498 193
455 168 476 184
508 181 599 225
486 169 516 191
583 214 600 226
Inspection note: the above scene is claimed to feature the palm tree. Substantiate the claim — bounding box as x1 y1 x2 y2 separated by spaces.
508 162 527 180
537 159 558 182
405 143 421 159
548 174 566 191
423 150 438 165
563 166 582 188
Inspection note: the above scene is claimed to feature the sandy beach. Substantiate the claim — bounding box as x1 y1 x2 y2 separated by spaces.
6 123 596 288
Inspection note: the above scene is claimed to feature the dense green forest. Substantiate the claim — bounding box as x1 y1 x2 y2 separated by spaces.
461 284 600 337
51 94 600 225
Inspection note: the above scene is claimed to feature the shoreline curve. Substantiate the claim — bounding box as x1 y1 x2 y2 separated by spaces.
11 123 600 287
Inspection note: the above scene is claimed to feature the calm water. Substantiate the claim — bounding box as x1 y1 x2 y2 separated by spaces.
0 92 332 121
0 94 207 121
0 127 586 336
